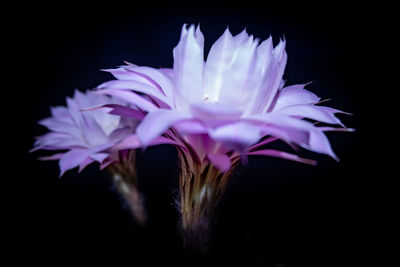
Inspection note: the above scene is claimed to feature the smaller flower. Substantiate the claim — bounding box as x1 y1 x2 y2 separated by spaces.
32 89 152 225
32 90 138 176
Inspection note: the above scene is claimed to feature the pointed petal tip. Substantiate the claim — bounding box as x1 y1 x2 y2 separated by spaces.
58 170 65 179
78 166 84 173
183 24 196 37
304 81 314 86
222 26 233 38
333 154 340 162
195 23 202 33
100 68 112 72
328 149 340 162
123 60 136 66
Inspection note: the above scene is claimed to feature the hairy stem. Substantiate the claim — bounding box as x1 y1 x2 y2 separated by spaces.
178 151 239 253
108 150 147 226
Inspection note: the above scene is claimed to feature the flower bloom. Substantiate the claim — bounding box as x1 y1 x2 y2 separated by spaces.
32 90 139 176
96 25 352 248
34 24 352 249
98 25 350 171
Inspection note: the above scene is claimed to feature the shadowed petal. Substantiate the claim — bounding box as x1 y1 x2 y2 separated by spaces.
78 157 94 173
38 117 81 140
124 66 174 101
244 113 337 159
97 89 158 112
102 68 143 80
32 132 86 151
59 149 90 177
248 136 279 152
318 127 355 132
275 104 343 125
38 153 65 161
209 121 262 151
190 102 242 121
113 134 141 150
90 153 109 163
84 104 144 120
98 80 169 105
137 109 192 146
100 158 114 170
114 134 184 151
272 84 320 111
174 120 208 134
207 153 231 172
247 149 317 165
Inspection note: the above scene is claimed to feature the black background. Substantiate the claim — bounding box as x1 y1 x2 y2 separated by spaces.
8 2 379 266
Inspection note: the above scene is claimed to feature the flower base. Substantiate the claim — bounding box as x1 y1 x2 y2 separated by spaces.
179 152 239 253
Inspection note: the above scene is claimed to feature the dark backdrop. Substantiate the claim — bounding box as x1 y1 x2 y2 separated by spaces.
10 2 375 266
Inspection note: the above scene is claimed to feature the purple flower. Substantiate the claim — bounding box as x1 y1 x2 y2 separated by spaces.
96 25 353 248
98 25 352 171
32 90 139 176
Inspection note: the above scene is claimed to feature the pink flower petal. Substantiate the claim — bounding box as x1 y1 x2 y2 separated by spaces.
80 113 109 146
209 122 262 151
78 157 94 173
217 36 259 107
247 149 317 165
90 153 109 163
173 25 204 108
256 36 273 75
233 29 250 45
248 136 279 152
260 40 288 113
38 117 80 139
136 109 192 146
190 102 242 121
202 28 236 102
38 153 65 161
59 149 90 177
84 104 144 120
244 113 338 160
98 80 169 105
275 104 343 125
272 83 320 111
113 134 141 151
32 132 87 151
99 158 114 170
207 153 231 173
123 66 174 100
96 89 158 112
174 120 208 135
318 127 355 132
